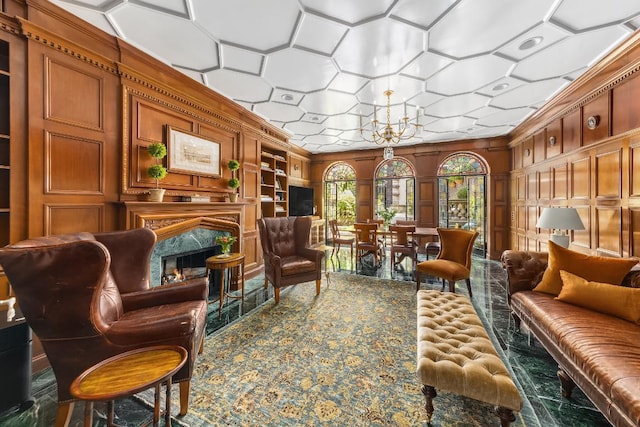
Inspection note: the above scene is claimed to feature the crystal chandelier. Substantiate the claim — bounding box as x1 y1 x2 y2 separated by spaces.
359 90 421 161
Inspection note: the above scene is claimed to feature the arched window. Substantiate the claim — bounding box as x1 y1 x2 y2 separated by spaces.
324 162 356 226
374 158 415 222
437 152 488 256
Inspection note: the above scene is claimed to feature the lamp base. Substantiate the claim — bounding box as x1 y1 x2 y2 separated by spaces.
549 233 570 248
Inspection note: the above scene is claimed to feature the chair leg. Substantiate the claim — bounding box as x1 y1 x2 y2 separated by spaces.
274 287 280 304
264 277 268 289
441 279 446 292
55 402 74 427
198 334 204 354
448 280 455 293
416 271 421 291
315 279 321 296
179 381 190 416
466 278 472 297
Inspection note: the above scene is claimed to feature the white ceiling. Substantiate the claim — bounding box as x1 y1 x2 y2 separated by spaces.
51 0 640 154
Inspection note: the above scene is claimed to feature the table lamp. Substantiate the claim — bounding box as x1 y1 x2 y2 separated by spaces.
536 207 585 248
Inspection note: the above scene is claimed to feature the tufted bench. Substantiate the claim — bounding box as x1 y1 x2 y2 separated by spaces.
416 290 522 426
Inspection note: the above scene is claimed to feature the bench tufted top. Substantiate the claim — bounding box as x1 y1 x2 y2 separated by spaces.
416 290 522 411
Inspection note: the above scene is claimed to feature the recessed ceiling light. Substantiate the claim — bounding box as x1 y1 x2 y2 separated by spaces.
310 116 319 121
281 94 294 101
492 83 509 91
519 36 543 51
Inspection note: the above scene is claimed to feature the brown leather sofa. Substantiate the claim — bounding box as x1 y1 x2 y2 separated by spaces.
0 228 208 426
501 250 640 427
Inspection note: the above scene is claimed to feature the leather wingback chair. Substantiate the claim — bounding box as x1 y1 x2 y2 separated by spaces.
257 216 324 304
0 228 208 426
415 228 479 296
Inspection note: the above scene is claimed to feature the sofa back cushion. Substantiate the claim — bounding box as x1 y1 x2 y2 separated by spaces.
558 270 640 324
533 241 639 296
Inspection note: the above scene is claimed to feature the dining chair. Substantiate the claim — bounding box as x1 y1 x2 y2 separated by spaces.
354 222 382 268
389 224 418 270
415 228 479 296
367 218 387 258
328 219 354 266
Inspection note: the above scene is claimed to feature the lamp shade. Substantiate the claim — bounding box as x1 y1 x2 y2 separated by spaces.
536 207 585 231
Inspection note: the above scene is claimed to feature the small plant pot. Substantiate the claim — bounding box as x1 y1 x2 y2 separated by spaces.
229 193 239 203
148 188 165 202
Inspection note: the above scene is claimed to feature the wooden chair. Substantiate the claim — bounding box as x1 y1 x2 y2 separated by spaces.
328 219 354 265
415 228 479 296
354 222 382 268
367 218 387 258
390 224 418 270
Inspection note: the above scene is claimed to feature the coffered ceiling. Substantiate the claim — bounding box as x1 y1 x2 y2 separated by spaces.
51 0 640 153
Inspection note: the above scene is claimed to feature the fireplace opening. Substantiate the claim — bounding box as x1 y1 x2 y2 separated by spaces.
161 246 223 300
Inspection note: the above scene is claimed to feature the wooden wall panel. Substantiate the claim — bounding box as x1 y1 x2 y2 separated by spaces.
533 129 545 163
552 163 567 200
583 92 610 146
612 72 640 135
46 58 102 130
527 206 538 231
631 140 640 197
46 132 103 194
516 175 526 201
573 206 591 248
631 208 640 257
538 170 550 201
595 150 621 198
517 205 526 230
571 157 590 200
546 119 562 158
45 204 103 235
526 172 537 200
563 109 581 152
596 207 622 256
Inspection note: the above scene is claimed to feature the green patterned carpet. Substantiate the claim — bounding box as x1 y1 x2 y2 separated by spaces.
165 273 532 426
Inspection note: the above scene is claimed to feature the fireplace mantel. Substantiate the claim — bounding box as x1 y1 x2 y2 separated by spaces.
118 201 245 232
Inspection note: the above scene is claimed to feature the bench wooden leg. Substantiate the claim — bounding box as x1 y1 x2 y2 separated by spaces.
421 384 437 423
495 406 516 427
557 368 576 398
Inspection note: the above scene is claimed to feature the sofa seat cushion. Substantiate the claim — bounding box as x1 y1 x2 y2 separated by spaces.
512 290 640 426
280 255 317 276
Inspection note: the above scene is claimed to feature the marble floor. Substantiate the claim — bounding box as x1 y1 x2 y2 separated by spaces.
0 248 611 426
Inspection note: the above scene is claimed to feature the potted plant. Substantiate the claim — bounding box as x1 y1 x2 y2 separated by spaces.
227 159 240 202
456 186 468 200
377 207 397 230
147 142 167 202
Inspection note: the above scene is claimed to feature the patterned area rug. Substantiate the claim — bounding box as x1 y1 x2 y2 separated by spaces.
167 273 531 426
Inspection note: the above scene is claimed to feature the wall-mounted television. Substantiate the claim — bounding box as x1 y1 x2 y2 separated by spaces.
289 185 314 217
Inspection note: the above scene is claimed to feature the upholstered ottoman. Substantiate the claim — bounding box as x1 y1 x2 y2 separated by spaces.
416 290 522 426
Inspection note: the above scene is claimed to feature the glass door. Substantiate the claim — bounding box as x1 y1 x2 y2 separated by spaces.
467 176 486 256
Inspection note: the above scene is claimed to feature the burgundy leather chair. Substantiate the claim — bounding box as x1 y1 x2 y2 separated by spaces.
0 228 207 427
257 216 324 304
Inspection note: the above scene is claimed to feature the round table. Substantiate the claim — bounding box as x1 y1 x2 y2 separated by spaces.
70 345 187 427
206 252 245 319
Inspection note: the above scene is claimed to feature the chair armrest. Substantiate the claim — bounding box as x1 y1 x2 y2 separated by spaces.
298 247 324 264
501 250 548 298
121 278 207 312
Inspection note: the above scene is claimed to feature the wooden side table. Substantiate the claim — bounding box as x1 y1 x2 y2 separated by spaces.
70 345 187 427
206 253 245 319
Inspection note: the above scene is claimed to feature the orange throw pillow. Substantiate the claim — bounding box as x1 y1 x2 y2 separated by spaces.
533 241 638 296
557 270 640 324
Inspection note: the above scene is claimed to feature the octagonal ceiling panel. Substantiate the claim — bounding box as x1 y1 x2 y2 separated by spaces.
54 0 640 154
333 19 424 78
264 48 338 92
205 69 271 103
110 4 218 69
512 26 631 81
300 0 394 25
430 0 557 59
192 0 299 52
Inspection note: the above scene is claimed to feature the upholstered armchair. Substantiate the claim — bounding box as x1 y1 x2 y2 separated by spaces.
0 228 208 427
415 228 479 296
257 216 324 304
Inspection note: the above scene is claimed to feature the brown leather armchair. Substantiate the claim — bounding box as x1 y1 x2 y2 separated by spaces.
257 216 324 304
0 228 208 426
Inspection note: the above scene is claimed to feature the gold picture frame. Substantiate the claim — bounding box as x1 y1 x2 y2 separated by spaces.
167 126 221 177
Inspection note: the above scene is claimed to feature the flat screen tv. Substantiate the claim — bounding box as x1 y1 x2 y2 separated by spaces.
289 185 314 216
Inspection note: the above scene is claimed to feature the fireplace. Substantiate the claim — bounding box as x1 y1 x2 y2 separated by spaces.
161 246 219 285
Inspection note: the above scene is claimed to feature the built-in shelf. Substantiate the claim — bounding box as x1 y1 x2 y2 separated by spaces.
260 146 288 217
0 40 9 247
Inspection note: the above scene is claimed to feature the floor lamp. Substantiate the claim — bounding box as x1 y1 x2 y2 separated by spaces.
536 207 585 248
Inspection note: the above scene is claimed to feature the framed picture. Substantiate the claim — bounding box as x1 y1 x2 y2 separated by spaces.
167 126 221 177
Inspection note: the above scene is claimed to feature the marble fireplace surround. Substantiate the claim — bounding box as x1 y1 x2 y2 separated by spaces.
119 202 242 286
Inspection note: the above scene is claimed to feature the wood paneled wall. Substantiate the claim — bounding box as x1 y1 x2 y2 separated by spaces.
508 30 640 257
312 138 512 260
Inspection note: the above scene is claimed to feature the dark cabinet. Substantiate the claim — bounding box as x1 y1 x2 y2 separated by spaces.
0 307 33 415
